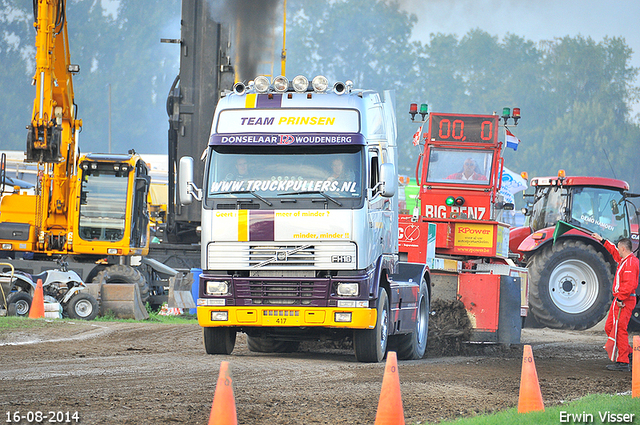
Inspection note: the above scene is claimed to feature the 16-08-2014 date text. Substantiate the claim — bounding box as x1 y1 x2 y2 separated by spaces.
5 411 80 423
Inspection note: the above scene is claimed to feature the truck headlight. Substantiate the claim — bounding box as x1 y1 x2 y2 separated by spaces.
336 282 359 296
206 281 229 295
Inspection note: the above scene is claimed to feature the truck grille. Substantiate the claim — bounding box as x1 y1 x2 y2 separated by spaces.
207 242 357 270
234 279 329 306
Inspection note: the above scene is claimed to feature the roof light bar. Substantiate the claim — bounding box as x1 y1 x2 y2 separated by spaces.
292 75 309 92
312 75 329 92
273 75 289 93
254 76 270 93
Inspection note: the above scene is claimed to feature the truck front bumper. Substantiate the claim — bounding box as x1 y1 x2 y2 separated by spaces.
197 305 377 329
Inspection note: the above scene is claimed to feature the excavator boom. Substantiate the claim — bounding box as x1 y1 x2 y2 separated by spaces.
27 0 81 164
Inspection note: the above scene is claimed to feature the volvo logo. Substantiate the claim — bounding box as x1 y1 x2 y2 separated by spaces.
276 251 287 261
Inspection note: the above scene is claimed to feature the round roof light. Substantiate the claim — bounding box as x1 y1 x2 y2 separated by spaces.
273 75 289 93
254 76 270 93
292 75 309 92
312 75 329 92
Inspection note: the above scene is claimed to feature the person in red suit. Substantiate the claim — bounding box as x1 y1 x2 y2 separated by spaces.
592 234 639 371
447 158 488 181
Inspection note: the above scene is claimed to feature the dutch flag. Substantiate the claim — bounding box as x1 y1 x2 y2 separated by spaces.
505 128 520 151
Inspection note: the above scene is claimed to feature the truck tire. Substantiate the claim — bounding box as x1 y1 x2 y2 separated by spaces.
528 239 612 330
354 288 389 363
7 292 32 316
93 265 150 304
390 280 429 360
203 327 236 355
246 336 300 353
65 292 99 320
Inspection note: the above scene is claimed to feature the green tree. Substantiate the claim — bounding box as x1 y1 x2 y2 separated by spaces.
286 0 425 173
67 0 180 154
0 0 37 151
0 0 180 155
539 100 640 190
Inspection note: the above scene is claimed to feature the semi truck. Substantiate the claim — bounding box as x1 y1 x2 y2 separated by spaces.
179 75 431 362
398 107 527 344
510 173 640 330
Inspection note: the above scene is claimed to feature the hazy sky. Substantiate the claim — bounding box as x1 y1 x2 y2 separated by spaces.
399 0 640 117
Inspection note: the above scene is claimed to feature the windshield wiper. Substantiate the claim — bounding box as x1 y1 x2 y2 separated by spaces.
211 190 273 206
278 191 342 206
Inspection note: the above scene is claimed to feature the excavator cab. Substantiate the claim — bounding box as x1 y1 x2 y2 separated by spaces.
74 153 151 256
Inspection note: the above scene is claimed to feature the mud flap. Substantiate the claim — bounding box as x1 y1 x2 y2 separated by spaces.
100 283 149 320
167 272 196 309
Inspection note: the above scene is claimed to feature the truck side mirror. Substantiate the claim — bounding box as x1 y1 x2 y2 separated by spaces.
178 156 202 205
379 163 397 198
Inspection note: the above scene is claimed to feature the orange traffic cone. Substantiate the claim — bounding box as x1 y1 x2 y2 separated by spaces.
517 344 544 413
208 361 237 425
28 279 44 319
374 351 405 425
632 336 639 398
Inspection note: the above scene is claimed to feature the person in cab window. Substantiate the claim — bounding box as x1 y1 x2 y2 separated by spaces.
226 157 250 181
447 158 488 181
327 158 354 182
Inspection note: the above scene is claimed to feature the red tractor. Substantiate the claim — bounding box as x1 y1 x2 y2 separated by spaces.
510 173 640 330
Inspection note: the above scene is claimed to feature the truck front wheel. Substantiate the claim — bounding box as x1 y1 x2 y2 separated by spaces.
203 327 236 355
528 240 611 330
354 288 389 363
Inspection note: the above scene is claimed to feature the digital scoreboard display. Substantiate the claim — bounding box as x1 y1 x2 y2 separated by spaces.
428 114 499 144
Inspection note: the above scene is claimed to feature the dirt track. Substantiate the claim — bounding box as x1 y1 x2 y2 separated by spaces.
0 320 636 425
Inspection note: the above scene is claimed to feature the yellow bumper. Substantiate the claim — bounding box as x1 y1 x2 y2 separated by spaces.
198 306 377 329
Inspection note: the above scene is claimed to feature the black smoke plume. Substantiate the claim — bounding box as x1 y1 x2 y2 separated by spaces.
208 0 281 81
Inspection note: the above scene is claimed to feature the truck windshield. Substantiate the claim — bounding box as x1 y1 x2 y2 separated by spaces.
426 148 493 185
205 146 363 208
78 171 128 241
570 186 630 242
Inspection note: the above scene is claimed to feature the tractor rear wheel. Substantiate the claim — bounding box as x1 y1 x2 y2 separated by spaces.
629 305 640 332
528 239 611 330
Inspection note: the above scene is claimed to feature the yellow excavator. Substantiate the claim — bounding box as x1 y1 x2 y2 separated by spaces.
0 0 152 319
